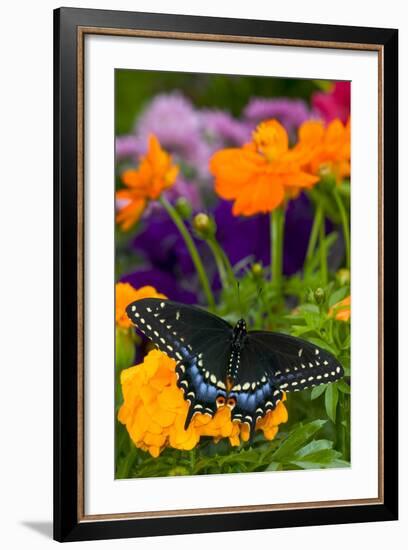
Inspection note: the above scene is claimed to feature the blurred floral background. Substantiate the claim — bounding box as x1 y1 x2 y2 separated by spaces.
114 70 351 479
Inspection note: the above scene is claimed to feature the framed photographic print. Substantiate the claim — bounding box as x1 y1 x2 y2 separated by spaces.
54 7 398 542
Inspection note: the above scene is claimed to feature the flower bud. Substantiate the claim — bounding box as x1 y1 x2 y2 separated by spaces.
305 288 315 303
314 287 326 304
193 213 216 239
251 262 263 277
319 169 336 189
336 268 350 286
174 197 193 220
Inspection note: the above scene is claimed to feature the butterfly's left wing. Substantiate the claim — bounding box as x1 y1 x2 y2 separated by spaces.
126 298 233 427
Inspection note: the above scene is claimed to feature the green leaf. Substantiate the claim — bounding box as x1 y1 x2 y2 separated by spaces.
265 462 281 471
329 459 351 469
290 449 342 469
294 439 333 457
325 383 339 423
116 327 136 371
311 384 327 400
303 312 321 330
337 379 351 394
290 325 314 337
299 303 320 314
271 420 326 462
328 287 349 308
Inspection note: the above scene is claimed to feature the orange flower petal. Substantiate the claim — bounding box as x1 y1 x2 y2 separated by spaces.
211 148 264 197
329 295 351 321
211 118 324 216
298 120 325 145
116 134 178 230
118 348 289 457
116 196 146 231
232 174 285 216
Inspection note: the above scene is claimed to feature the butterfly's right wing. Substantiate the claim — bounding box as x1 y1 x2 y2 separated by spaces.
126 298 233 426
227 330 344 433
248 330 344 391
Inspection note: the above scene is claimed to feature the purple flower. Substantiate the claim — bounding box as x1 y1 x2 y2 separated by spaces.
244 98 315 141
215 195 316 276
134 92 213 178
200 110 251 146
214 200 270 268
124 211 217 304
132 212 196 274
117 93 253 181
136 93 200 153
115 135 143 160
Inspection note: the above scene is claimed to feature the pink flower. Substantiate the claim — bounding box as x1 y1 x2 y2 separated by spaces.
312 82 351 124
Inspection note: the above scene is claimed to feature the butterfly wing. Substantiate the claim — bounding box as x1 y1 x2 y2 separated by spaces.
248 331 344 392
227 337 285 431
227 331 344 431
126 298 233 426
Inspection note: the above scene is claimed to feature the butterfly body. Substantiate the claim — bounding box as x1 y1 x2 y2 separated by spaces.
126 298 344 435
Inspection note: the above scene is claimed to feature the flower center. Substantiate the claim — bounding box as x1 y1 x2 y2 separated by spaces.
252 120 289 162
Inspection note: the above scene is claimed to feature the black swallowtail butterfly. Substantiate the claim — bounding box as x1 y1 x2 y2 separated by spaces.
126 298 344 435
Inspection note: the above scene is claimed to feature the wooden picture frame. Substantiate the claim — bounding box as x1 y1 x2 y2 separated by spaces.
54 7 398 542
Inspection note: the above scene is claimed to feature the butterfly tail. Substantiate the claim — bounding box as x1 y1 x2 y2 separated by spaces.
184 401 196 431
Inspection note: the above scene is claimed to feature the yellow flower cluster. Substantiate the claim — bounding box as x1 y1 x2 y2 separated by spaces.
115 282 166 329
118 350 288 457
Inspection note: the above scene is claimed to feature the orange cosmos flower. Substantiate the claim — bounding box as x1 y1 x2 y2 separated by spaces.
118 350 288 457
115 283 167 329
116 134 179 230
329 295 351 322
296 118 350 183
210 119 319 216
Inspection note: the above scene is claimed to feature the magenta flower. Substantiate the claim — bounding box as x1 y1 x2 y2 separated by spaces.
312 81 351 124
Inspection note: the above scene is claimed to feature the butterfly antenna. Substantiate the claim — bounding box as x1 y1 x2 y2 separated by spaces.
237 281 244 318
250 285 263 311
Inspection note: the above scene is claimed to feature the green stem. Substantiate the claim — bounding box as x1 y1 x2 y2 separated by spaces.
337 392 350 462
218 247 235 284
116 446 137 479
333 187 351 269
270 206 285 290
207 237 235 288
319 207 328 285
304 205 323 269
160 196 215 309
207 239 229 289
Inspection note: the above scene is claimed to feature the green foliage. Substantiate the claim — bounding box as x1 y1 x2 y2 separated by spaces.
115 419 347 478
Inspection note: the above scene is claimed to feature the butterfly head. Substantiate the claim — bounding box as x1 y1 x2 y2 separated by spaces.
232 318 247 350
